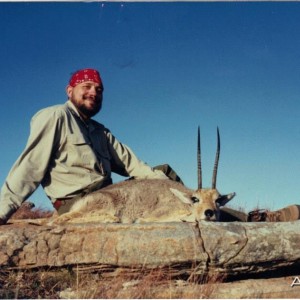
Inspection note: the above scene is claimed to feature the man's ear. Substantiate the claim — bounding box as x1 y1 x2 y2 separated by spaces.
66 85 73 98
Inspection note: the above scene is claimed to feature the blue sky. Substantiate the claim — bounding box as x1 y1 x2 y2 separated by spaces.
1 2 300 212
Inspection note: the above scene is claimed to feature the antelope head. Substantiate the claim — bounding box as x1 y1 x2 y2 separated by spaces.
171 127 236 221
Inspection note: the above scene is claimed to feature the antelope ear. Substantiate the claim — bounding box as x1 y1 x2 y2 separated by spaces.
170 188 193 204
217 192 236 207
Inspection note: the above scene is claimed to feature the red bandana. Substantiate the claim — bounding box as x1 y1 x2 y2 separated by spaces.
69 69 102 87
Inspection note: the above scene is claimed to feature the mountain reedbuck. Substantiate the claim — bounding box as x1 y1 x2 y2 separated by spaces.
52 127 236 225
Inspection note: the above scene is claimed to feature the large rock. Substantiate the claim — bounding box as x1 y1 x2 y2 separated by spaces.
1 220 300 278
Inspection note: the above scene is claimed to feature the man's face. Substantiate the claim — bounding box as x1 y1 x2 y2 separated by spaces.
66 81 103 120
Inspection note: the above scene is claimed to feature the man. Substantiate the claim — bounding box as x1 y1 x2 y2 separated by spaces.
0 68 180 224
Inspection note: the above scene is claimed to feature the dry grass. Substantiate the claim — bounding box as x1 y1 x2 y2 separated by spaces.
0 266 225 299
10 203 53 220
0 268 73 299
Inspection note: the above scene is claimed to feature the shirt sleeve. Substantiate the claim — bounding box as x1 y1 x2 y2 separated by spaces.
0 108 63 222
106 130 168 180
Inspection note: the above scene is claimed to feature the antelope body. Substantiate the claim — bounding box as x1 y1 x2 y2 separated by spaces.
51 128 235 225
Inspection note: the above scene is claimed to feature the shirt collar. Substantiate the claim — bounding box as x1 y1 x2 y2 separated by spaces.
67 100 81 118
66 100 96 131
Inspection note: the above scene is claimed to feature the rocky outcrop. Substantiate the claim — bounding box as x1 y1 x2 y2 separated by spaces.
1 220 300 298
1 220 300 276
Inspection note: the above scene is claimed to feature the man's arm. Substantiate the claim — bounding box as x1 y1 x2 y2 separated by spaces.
0 108 63 223
106 130 168 180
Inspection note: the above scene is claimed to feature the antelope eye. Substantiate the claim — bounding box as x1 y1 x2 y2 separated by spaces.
191 197 199 203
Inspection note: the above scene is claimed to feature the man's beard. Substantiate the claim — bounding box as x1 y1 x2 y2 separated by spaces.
77 101 102 118
73 96 102 119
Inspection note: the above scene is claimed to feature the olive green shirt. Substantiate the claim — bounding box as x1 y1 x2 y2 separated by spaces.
0 101 167 221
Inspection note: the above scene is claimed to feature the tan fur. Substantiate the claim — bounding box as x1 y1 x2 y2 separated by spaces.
50 179 235 225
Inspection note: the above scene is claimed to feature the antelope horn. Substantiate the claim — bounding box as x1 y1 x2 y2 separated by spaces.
197 126 202 189
212 127 220 189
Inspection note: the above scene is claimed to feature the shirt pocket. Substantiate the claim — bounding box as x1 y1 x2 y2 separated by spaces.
69 135 90 146
68 135 97 169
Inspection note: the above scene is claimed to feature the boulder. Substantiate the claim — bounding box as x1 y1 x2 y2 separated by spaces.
1 220 300 298
1 220 300 278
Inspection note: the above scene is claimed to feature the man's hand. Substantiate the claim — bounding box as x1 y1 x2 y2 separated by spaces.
0 218 6 225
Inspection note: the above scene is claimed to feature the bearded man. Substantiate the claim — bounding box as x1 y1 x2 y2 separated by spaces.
0 68 181 224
